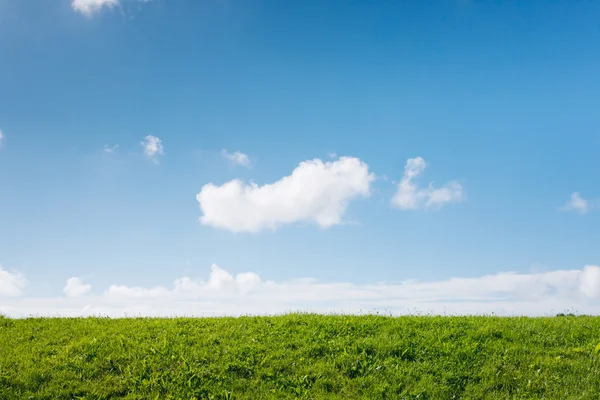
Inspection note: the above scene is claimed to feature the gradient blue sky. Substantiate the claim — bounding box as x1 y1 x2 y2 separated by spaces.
0 0 599 315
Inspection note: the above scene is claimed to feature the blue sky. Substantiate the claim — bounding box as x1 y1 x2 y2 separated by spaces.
0 0 599 316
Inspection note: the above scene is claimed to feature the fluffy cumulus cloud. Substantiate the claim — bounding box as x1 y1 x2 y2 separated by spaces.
579 266 600 298
106 264 261 299
2 264 600 317
221 150 252 168
141 135 164 162
392 157 463 210
0 266 26 297
196 156 375 232
561 192 590 215
63 278 92 298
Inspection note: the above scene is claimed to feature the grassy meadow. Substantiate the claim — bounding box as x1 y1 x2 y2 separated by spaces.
1 314 600 399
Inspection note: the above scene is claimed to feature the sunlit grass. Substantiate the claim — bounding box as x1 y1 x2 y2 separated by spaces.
1 314 600 399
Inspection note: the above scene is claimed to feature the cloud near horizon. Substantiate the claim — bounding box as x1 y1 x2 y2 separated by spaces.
392 157 463 210
63 277 92 298
196 156 375 232
0 266 26 297
2 264 600 317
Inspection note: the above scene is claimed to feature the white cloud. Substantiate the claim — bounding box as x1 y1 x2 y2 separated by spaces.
63 277 91 298
561 192 589 215
0 266 26 297
103 144 119 154
580 266 600 297
141 135 163 162
104 264 261 299
72 0 153 16
2 264 600 317
196 156 375 232
173 264 261 295
391 157 463 210
105 285 168 299
71 0 119 16
221 149 251 168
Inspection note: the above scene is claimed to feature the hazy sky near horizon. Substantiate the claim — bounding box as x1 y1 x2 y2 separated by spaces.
0 0 599 316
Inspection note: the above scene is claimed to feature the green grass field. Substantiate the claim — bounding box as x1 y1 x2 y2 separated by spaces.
1 314 600 399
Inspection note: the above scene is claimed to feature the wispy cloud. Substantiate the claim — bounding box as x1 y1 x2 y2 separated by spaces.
391 157 463 210
221 149 252 168
63 278 92 298
0 265 26 297
561 192 590 215
141 135 163 163
71 0 119 16
71 0 153 16
2 264 600 317
196 156 375 232
103 144 119 154
0 129 4 147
